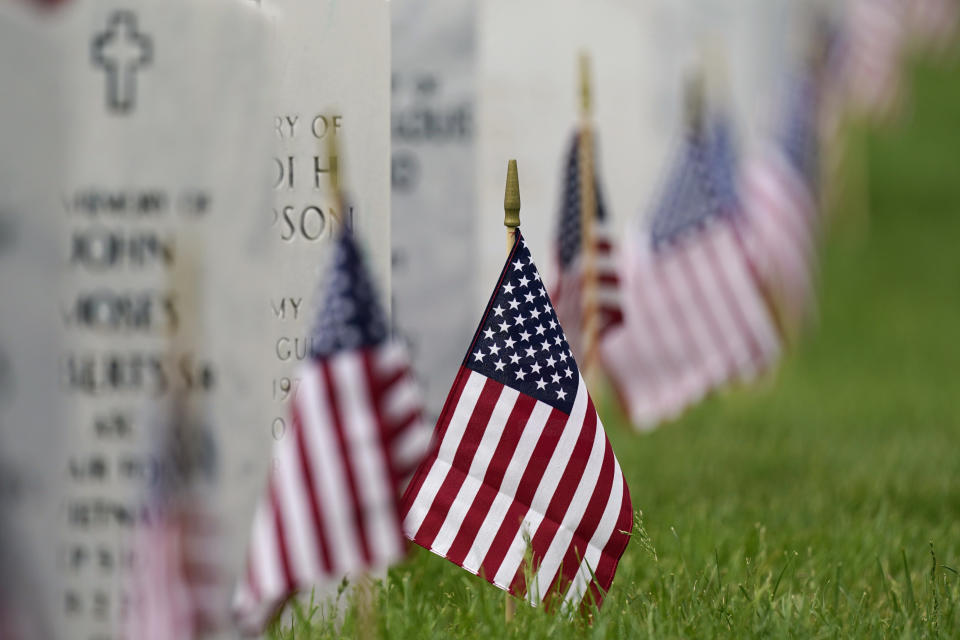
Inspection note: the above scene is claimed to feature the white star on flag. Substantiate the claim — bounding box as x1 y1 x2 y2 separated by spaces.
401 232 633 610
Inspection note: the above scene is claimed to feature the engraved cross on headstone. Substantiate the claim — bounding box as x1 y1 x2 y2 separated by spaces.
91 11 152 114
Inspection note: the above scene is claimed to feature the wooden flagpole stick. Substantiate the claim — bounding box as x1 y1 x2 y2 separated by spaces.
578 53 601 385
685 72 705 138
503 159 520 623
325 118 349 229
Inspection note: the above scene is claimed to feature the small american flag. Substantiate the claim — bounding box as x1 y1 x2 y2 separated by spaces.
126 498 225 640
401 232 633 610
600 116 781 430
124 409 229 640
550 131 623 364
740 68 821 340
844 0 908 122
233 230 430 633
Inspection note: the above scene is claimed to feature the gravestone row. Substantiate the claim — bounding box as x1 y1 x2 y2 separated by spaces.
0 1 795 637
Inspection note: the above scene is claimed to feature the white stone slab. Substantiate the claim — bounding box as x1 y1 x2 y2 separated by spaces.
392 0 477 421
48 1 274 637
252 0 391 459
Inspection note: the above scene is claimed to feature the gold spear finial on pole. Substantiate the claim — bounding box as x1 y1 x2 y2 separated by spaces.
323 115 348 228
579 51 592 119
504 159 521 252
685 71 706 136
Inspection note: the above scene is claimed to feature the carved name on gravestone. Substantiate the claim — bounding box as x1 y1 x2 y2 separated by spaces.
51 1 273 637
392 0 477 421
253 0 391 449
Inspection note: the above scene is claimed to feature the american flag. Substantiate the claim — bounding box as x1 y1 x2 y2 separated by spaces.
233 230 430 633
550 131 623 364
124 408 229 640
401 232 633 610
599 116 781 430
740 68 821 341
907 0 959 56
844 0 908 123
126 498 225 640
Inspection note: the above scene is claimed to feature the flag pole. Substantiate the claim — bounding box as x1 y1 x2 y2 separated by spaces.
505 159 521 252
503 158 520 622
578 53 600 383
324 115 350 231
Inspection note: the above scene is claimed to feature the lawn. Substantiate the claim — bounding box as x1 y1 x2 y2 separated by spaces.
273 54 960 638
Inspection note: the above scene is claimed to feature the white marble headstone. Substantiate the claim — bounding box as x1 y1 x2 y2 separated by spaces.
252 0 391 453
48 0 274 637
392 0 477 421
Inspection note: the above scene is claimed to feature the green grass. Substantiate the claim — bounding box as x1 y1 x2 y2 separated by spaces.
271 55 960 638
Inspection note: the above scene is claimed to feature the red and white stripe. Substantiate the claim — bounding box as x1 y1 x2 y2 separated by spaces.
600 218 781 430
233 342 430 633
740 147 819 341
401 369 632 609
125 501 227 640
551 223 624 363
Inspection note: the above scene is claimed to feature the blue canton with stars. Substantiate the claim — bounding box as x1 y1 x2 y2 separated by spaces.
707 114 742 217
309 228 389 358
465 232 579 414
556 131 609 269
649 112 741 250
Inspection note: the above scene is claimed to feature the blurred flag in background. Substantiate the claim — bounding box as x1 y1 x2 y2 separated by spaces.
234 230 430 634
124 403 228 640
741 60 822 342
845 0 908 123
601 104 780 430
907 0 959 57
550 131 623 366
